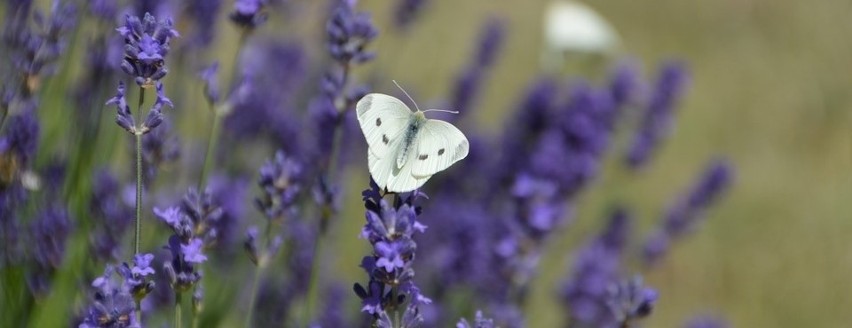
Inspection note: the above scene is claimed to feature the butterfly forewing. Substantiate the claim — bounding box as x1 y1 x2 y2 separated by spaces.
356 93 411 159
410 119 469 178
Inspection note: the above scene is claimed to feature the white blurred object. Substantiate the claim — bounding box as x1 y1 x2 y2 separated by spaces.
542 0 620 69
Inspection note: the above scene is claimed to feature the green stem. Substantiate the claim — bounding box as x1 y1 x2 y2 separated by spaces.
197 109 221 191
134 87 145 255
134 300 142 327
175 291 183 328
244 262 264 328
303 62 352 327
302 234 324 327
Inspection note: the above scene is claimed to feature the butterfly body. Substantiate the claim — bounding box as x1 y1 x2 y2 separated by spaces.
356 93 468 193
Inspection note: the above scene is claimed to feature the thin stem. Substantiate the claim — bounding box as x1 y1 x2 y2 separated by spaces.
197 108 221 191
174 291 183 328
244 262 264 328
134 87 145 255
134 300 142 327
197 30 249 191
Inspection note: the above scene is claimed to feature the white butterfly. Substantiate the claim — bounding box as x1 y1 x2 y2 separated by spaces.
356 82 469 193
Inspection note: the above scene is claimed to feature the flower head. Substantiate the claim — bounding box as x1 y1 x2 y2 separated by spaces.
117 12 179 87
626 61 690 169
643 159 734 265
326 0 379 64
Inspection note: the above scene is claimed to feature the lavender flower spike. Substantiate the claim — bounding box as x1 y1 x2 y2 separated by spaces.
117 12 179 88
393 0 430 30
643 159 734 265
105 81 135 134
326 0 379 64
626 61 690 169
354 180 429 325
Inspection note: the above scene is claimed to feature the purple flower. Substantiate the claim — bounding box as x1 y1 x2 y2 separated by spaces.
88 0 118 21
181 238 208 264
3 1 77 96
183 0 223 49
607 276 658 325
457 311 495 328
199 62 220 104
326 0 379 64
225 41 306 149
106 81 135 134
448 18 505 118
374 241 406 272
117 12 179 87
164 235 202 292
79 265 140 328
131 253 156 276
561 208 632 327
208 175 249 250
393 0 429 29
626 61 690 169
27 204 72 297
1 108 40 167
354 181 427 325
154 206 183 230
643 159 734 265
256 150 303 221
230 0 267 29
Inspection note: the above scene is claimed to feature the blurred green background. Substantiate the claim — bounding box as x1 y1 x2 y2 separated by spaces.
10 0 852 327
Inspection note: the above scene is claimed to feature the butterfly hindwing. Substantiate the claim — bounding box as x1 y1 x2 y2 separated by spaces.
410 119 469 178
356 93 411 159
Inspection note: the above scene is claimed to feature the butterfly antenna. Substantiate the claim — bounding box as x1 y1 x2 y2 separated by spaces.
422 109 460 114
392 80 421 112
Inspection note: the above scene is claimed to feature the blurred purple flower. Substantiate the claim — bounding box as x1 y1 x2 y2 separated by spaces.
140 118 179 184
393 0 429 30
79 265 138 328
448 18 505 118
199 62 220 104
181 238 208 264
225 41 306 150
230 0 267 29
208 174 249 251
607 276 658 326
326 0 378 64
561 208 632 327
117 12 179 87
626 61 690 169
183 0 223 49
1 108 40 167
27 204 72 297
88 0 118 21
643 159 734 265
456 311 495 328
89 169 133 262
106 81 135 134
256 150 303 222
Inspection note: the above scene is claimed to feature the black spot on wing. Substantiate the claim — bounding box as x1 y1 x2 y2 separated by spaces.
376 117 382 126
418 154 429 160
382 134 389 144
438 148 445 155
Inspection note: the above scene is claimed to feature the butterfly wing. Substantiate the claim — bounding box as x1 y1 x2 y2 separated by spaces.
409 119 469 179
356 94 412 159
